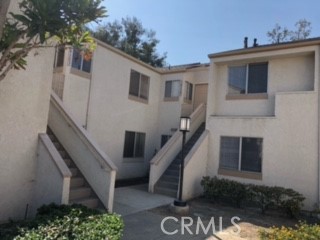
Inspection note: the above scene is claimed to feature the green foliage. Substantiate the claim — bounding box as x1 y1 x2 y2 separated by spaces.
93 17 166 67
0 0 106 81
0 203 124 240
260 222 320 240
200 176 246 207
201 176 305 217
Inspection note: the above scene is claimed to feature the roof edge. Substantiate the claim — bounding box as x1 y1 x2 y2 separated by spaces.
208 37 320 59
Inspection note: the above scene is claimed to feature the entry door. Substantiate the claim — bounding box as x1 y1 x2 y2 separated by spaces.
193 84 208 110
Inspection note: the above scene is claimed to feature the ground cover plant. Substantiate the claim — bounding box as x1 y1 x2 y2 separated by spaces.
0 203 123 240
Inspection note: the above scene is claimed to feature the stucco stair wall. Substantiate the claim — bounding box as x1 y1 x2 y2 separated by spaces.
47 128 103 210
154 122 206 197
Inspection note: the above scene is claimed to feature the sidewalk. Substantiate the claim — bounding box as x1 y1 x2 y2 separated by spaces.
114 186 298 240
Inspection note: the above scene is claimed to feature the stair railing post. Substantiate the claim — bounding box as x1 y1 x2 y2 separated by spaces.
174 117 190 207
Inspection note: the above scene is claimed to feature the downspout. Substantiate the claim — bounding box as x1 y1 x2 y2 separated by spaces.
85 52 94 129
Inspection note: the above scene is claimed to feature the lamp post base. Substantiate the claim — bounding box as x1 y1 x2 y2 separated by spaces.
170 202 190 215
173 199 187 207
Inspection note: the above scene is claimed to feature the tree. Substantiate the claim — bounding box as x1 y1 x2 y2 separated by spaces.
290 19 311 41
93 17 166 67
267 19 312 44
0 0 106 82
267 24 290 44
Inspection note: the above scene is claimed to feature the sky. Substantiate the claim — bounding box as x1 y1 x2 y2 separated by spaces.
94 0 320 66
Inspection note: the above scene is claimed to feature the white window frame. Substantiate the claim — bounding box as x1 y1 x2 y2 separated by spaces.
220 136 262 173
128 69 150 102
164 80 181 99
71 48 92 73
228 62 268 94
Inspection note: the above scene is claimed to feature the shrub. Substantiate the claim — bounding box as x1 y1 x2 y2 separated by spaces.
0 203 124 240
201 176 246 207
260 222 320 239
201 176 305 217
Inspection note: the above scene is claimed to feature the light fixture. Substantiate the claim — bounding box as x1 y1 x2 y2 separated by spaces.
179 117 190 132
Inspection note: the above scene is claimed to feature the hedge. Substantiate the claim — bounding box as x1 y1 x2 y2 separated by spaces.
201 176 305 217
0 204 124 240
260 222 320 239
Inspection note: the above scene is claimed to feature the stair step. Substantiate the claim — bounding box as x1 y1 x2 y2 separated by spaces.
59 150 67 158
64 158 72 166
69 168 78 177
53 142 63 150
168 164 180 170
165 169 179 176
157 181 179 190
154 186 177 198
72 198 99 209
70 177 85 187
162 175 179 182
69 187 91 200
48 134 55 141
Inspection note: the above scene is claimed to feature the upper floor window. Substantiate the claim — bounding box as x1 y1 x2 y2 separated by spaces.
129 69 150 101
165 80 181 99
123 131 146 158
54 46 65 68
71 49 92 73
228 62 268 94
220 136 262 173
185 81 193 101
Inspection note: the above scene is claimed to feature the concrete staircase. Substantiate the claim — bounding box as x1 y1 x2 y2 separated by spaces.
47 128 102 209
154 122 206 197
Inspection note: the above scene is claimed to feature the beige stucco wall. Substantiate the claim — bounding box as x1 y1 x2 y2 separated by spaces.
32 134 71 216
212 52 315 116
62 70 90 127
207 47 319 210
158 67 209 143
0 44 54 222
83 45 162 179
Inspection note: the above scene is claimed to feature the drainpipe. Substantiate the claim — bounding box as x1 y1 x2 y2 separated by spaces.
85 52 94 129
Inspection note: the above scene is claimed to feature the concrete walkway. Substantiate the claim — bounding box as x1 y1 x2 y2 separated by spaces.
113 185 227 239
113 184 174 217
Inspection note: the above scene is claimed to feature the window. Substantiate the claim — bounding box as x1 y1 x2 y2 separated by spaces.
161 135 172 147
129 70 150 101
185 82 193 101
228 62 268 94
71 48 92 73
165 80 181 98
220 137 262 173
54 46 65 67
123 131 146 158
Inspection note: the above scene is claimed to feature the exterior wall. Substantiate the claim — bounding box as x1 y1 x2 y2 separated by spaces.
212 52 315 117
86 45 162 179
207 46 319 210
158 67 209 146
62 70 90 127
32 134 71 216
0 0 54 221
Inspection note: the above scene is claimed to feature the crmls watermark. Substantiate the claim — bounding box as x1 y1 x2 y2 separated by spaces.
160 216 241 235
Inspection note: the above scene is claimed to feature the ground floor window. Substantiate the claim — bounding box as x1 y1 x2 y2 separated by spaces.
219 136 262 173
123 131 146 158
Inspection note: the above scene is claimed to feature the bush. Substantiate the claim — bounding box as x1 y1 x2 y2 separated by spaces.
260 222 320 239
201 176 305 217
0 203 124 240
201 176 246 207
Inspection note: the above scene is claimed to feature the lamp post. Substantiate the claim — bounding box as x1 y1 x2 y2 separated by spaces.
174 117 190 207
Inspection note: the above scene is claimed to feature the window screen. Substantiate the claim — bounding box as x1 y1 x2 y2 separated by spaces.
248 63 268 93
241 137 262 172
220 137 240 170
